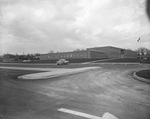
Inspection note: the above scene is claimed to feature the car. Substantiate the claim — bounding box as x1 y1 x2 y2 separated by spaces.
56 59 69 65
3 60 7 63
22 60 31 62
141 57 150 63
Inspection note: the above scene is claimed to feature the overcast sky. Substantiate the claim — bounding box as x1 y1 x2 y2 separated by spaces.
0 0 150 54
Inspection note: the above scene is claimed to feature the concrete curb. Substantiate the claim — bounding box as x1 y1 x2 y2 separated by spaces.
133 71 150 84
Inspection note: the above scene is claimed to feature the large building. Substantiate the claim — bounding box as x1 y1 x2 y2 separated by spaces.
40 46 137 60
40 50 106 60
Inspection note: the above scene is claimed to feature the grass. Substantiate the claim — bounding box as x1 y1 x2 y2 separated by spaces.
95 58 140 63
24 58 108 63
136 69 150 80
2 58 150 64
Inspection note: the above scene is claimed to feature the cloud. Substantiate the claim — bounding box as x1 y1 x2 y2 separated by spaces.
113 21 141 33
0 0 150 54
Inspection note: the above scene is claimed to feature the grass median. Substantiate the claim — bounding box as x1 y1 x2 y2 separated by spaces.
136 69 150 80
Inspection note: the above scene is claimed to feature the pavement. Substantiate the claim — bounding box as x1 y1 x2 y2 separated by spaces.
0 63 150 119
0 66 99 80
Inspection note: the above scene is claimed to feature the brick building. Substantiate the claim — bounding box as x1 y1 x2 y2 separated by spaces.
40 50 106 60
87 46 137 58
40 46 137 60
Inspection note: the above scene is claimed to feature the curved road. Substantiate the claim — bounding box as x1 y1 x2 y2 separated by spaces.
0 63 150 119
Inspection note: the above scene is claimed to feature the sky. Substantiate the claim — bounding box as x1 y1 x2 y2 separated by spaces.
0 0 150 54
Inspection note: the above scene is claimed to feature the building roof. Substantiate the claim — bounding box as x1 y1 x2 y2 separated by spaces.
87 46 124 50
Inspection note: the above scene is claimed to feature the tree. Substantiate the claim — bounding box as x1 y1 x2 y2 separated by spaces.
73 48 85 52
136 47 150 55
49 50 54 54
136 47 150 60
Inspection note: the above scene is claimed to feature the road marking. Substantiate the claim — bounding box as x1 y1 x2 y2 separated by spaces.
58 108 119 119
58 108 102 119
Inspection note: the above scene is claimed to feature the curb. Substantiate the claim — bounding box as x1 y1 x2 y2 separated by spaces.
133 71 150 84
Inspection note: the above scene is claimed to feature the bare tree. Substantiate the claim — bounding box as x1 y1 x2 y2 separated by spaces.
48 50 55 54
136 47 150 55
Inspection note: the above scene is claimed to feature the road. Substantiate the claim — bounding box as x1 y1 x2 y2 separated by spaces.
0 63 150 119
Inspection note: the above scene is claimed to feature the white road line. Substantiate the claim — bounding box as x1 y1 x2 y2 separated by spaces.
58 108 102 119
58 108 119 119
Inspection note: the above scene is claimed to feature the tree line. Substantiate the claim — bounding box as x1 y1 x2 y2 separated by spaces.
2 53 40 61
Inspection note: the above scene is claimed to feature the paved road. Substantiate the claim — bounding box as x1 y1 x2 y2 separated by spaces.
0 63 150 119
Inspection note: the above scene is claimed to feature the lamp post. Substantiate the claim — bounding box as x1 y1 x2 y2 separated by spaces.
137 37 142 62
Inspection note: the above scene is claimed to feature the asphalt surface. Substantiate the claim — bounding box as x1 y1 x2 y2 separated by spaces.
0 63 150 119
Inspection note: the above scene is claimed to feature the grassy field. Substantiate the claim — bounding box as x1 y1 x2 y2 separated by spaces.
0 58 108 63
29 58 108 63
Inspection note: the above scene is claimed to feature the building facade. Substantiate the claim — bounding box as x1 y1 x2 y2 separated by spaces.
40 46 137 60
87 46 137 58
40 50 106 60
